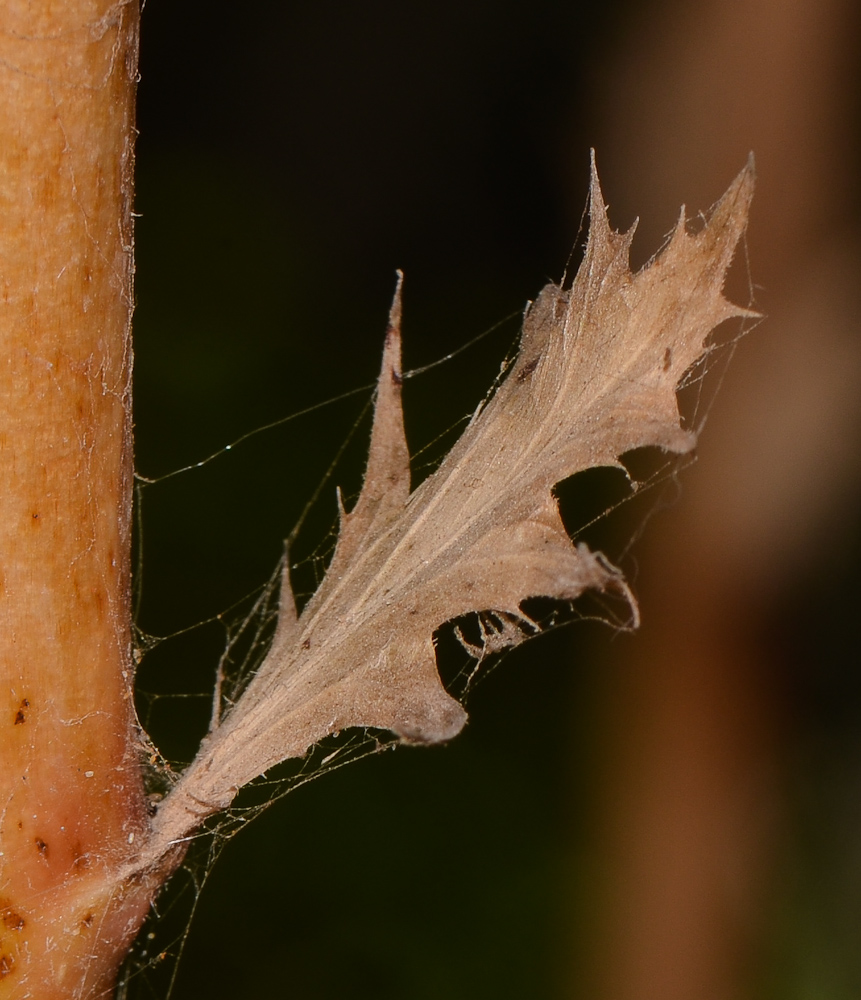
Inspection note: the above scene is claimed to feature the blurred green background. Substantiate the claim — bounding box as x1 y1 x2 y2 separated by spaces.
127 1 861 997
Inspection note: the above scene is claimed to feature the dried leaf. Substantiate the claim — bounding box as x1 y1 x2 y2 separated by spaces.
151 157 755 839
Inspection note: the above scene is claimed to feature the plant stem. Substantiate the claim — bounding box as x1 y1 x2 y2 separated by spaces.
0 3 161 996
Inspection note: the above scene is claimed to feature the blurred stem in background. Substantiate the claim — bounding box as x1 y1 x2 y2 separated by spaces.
580 0 861 997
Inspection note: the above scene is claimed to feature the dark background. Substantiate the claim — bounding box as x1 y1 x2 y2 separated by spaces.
126 1 861 997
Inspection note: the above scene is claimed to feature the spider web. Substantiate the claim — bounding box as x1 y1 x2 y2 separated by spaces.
117 235 756 998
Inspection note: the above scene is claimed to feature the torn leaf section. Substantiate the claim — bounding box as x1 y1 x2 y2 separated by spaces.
153 162 755 840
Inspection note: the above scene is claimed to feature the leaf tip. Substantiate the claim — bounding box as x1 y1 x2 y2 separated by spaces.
588 148 611 239
705 156 756 249
383 270 405 387
388 269 404 335
584 151 636 269
725 154 756 213
271 544 299 651
278 546 297 621
326 270 411 571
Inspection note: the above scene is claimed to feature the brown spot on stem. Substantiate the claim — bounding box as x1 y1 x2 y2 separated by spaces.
1 910 24 932
662 346 672 371
0 900 24 934
34 838 48 858
517 357 541 382
71 844 90 870
0 953 14 978
81 913 94 928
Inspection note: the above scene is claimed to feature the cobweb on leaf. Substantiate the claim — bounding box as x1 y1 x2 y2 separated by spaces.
118 193 757 997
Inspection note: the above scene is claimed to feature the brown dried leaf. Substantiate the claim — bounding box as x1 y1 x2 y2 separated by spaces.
152 158 755 837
